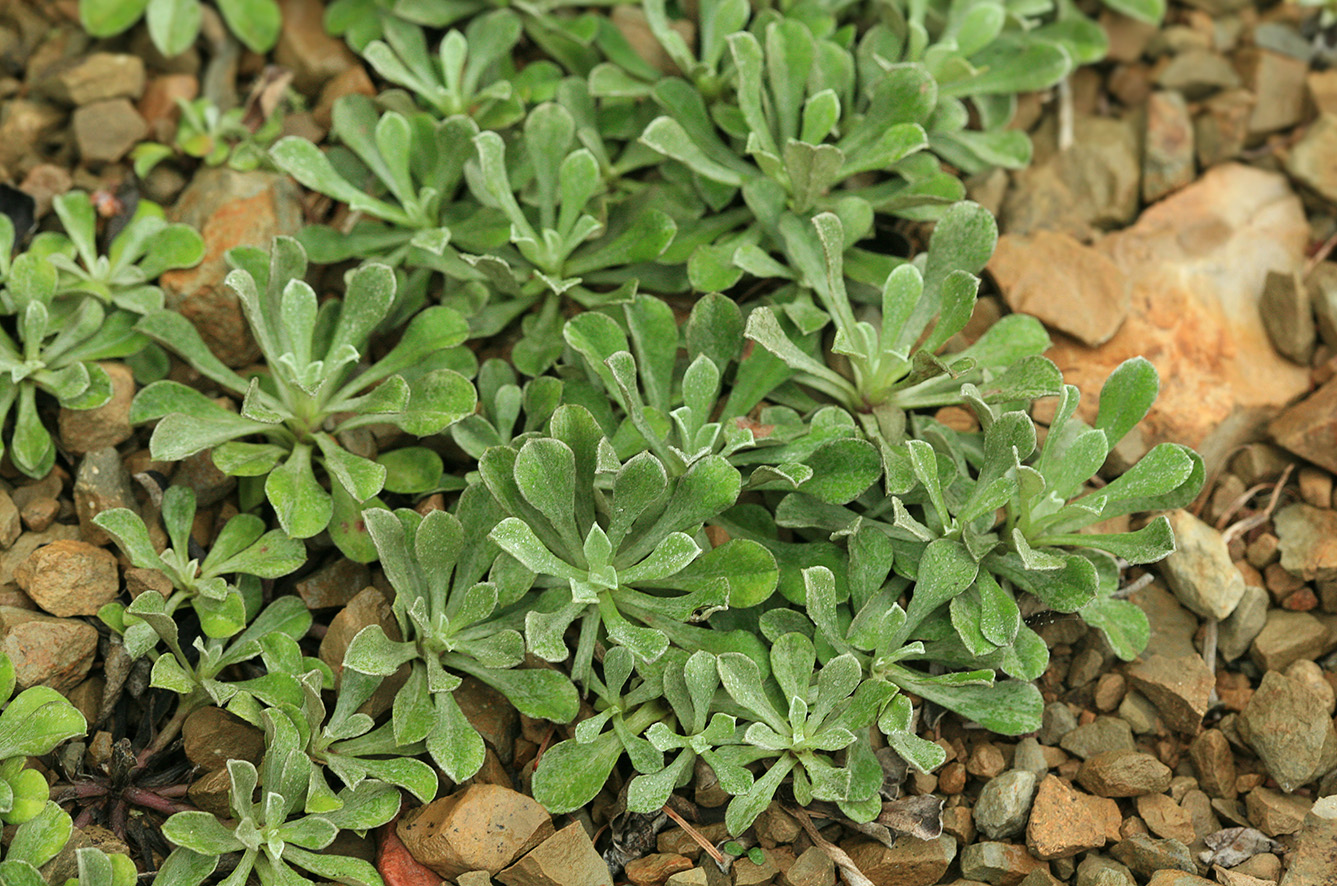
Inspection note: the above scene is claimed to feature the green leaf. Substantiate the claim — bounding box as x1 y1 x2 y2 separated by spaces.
266 444 332 539
454 660 579 724
639 117 745 187
886 666 1043 735
390 369 477 436
93 509 162 571
531 731 624 814
725 756 795 835
902 539 978 637
206 529 307 580
661 539 778 609
6 802 72 868
379 448 444 494
1102 0 1165 24
284 846 386 886
211 442 288 477
154 849 218 886
1038 514 1177 565
0 687 86 757
216 0 281 52
686 293 744 367
79 0 150 36
1094 356 1159 449
943 37 1071 97
1081 594 1150 661
569 210 678 275
161 812 242 856
718 652 784 734
798 438 881 504
146 0 202 57
320 779 401 831
924 200 996 290
343 626 419 677
135 313 249 394
10 389 54 480
315 435 386 504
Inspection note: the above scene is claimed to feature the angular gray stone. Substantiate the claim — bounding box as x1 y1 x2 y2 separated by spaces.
1012 738 1049 778
1001 117 1141 239
1288 114 1337 204
74 447 137 547
1309 261 1337 350
1130 584 1198 659
1108 835 1196 878
1118 690 1161 734
1281 795 1337 886
1260 270 1316 365
1077 750 1173 798
1076 856 1136 886
1237 670 1337 793
1125 654 1213 735
1060 717 1135 760
1275 503 1337 582
1218 583 1269 662
1039 702 1078 746
1143 90 1195 203
163 168 304 367
975 770 1039 840
33 53 146 105
73 99 148 165
1250 610 1331 673
1158 510 1245 620
960 842 1048 886
1155 50 1241 98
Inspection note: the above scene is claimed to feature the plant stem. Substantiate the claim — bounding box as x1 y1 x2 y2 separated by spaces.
125 787 195 815
136 691 207 769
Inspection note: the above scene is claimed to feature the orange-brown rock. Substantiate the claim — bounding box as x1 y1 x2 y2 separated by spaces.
14 539 118 617
162 168 303 366
398 785 553 880
1044 164 1310 474
1026 776 1107 859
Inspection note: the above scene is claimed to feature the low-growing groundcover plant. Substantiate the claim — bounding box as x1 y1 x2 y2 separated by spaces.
94 484 307 649
130 237 478 560
6 0 1209 881
0 252 148 478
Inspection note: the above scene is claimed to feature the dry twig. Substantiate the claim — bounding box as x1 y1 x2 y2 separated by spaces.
660 805 726 867
1220 463 1295 546
786 805 875 886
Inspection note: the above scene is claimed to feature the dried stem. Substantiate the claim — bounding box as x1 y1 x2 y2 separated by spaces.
786 805 875 886
660 805 726 867
1221 463 1295 546
1057 78 1074 151
1203 617 1219 707
1112 571 1156 600
1306 229 1337 275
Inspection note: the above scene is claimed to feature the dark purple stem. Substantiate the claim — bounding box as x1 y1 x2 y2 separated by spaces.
73 804 98 829
124 787 194 815
56 782 109 801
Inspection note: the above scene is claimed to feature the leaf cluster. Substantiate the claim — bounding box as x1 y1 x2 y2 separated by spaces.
0 247 147 478
132 97 287 179
130 237 477 558
160 710 398 886
77 0 281 57
0 652 86 827
51 0 1207 851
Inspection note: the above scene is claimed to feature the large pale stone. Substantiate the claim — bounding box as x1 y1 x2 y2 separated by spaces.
1045 164 1311 475
990 231 1130 346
